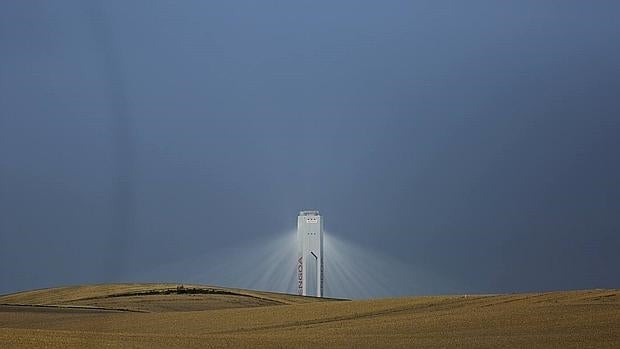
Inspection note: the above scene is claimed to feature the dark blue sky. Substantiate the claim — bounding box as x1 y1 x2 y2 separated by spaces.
1 1 619 296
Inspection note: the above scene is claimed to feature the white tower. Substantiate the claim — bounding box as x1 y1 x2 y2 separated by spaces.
297 210 324 297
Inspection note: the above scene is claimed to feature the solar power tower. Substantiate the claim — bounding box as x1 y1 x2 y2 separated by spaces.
297 210 324 297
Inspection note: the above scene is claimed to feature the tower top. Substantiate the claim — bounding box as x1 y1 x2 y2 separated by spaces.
299 210 320 216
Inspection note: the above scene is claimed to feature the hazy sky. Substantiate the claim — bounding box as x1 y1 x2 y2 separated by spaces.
1 1 619 296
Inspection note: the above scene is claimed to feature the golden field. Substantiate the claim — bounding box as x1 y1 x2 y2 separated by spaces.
0 284 618 348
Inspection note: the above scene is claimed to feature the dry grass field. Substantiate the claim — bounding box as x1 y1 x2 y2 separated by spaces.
1 284 619 348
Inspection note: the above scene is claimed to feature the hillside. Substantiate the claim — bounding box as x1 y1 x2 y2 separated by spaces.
0 283 333 312
1 284 619 348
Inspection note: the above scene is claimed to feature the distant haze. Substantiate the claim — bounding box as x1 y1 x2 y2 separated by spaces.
1 1 619 296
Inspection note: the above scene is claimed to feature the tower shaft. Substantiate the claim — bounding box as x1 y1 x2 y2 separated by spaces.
297 210 324 297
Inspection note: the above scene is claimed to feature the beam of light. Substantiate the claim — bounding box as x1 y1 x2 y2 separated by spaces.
134 231 298 294
323 232 446 299
133 230 458 299
84 2 134 281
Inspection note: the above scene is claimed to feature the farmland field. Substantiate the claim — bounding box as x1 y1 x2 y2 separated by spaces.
1 284 618 348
